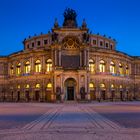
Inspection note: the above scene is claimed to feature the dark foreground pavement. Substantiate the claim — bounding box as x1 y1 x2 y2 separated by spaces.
0 102 140 140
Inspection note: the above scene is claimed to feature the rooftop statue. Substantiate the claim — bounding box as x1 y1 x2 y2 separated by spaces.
63 8 78 28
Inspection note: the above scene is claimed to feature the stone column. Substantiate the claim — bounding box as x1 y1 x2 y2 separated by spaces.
80 51 82 67
42 55 45 73
59 49 61 66
30 57 34 74
55 50 57 66
84 50 86 66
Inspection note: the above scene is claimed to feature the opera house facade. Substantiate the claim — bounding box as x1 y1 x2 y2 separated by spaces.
0 9 140 102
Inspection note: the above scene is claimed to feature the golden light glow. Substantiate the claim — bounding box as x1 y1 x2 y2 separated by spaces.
89 59 95 72
47 83 52 88
35 83 40 88
10 64 14 75
46 59 52 72
99 60 105 72
35 60 41 73
16 63 21 75
24 61 31 74
110 61 115 74
17 85 20 89
100 83 105 88
120 85 123 89
119 63 123 75
111 84 114 88
89 83 94 88
25 84 30 89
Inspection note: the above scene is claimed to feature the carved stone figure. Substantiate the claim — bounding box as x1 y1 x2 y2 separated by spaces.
63 8 78 28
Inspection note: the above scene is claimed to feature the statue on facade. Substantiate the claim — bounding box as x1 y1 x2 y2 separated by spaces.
54 18 59 28
56 86 61 101
80 87 86 100
63 8 78 28
52 32 58 43
83 33 89 43
81 19 87 29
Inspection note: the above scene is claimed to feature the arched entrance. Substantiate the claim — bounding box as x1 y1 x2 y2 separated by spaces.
64 78 76 101
35 91 40 101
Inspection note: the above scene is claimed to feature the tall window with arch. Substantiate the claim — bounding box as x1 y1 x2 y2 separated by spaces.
35 60 41 73
89 59 95 73
99 60 105 72
25 84 30 89
35 83 40 88
126 65 129 75
119 63 123 75
110 61 115 74
16 63 21 75
46 59 52 72
89 82 95 90
47 82 52 90
24 61 31 74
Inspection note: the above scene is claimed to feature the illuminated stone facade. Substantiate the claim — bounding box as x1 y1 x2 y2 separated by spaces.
0 9 140 102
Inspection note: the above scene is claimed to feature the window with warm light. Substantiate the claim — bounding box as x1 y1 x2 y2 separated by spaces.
10 64 14 75
89 59 95 72
119 85 123 89
119 63 123 75
35 84 40 88
110 61 115 74
99 60 105 72
46 59 52 72
111 84 114 89
89 83 95 90
17 85 20 89
100 83 105 88
16 63 21 75
47 83 52 90
25 84 30 89
24 61 31 74
126 65 129 75
35 60 41 73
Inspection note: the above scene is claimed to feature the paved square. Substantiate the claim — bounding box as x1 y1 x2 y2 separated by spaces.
0 102 140 140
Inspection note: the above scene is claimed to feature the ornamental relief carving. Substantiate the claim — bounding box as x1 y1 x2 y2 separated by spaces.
62 36 80 50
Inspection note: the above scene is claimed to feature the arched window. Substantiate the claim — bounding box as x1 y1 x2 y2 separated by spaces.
111 84 115 89
110 61 115 74
126 65 129 75
25 84 30 89
47 83 52 90
24 61 31 74
17 85 21 89
16 63 21 75
35 60 41 73
99 60 105 72
119 85 123 89
46 59 52 72
35 84 40 88
119 63 123 75
89 59 95 72
10 64 14 75
100 83 105 88
89 83 94 88
89 83 95 90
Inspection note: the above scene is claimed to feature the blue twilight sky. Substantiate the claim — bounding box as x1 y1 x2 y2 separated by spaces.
0 0 140 56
